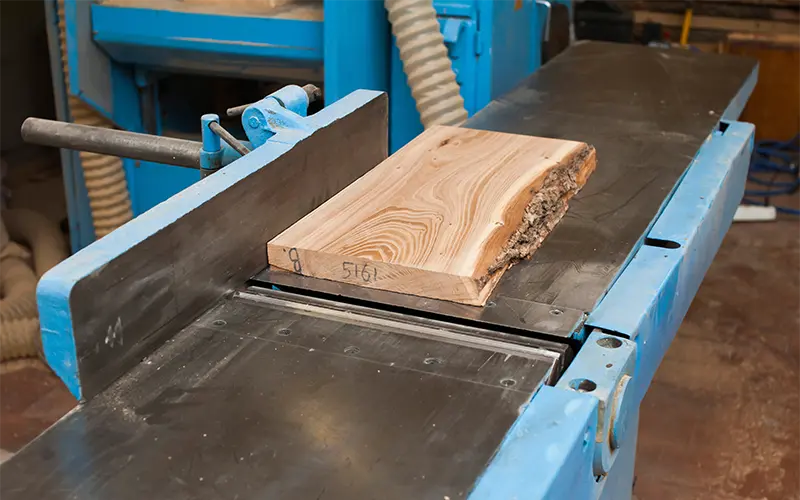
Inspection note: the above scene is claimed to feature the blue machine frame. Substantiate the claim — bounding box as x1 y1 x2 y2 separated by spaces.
470 120 755 498
45 0 551 252
35 77 756 496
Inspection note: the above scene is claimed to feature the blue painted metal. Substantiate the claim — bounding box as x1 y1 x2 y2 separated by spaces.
200 113 222 173
91 5 324 74
37 272 81 397
471 121 754 499
587 121 755 407
38 90 383 401
129 161 199 215
323 0 390 104
62 0 141 132
271 85 311 116
469 386 599 499
555 332 636 477
241 87 314 148
487 0 542 98
469 338 638 499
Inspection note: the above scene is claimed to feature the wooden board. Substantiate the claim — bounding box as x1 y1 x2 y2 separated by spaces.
268 126 596 306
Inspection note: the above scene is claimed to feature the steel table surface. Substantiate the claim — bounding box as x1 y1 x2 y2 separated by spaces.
255 41 757 339
1 289 563 500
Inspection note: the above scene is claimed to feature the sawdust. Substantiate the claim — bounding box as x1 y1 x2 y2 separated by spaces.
483 145 595 283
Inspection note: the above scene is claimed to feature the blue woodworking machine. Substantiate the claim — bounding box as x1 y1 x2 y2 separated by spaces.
47 0 556 252
7 40 757 499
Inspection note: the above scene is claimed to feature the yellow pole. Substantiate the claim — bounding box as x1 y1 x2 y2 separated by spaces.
680 7 693 47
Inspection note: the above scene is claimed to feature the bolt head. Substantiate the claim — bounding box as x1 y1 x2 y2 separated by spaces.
248 116 260 129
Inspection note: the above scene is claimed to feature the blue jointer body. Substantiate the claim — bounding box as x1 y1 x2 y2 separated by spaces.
36 1 756 495
34 80 756 497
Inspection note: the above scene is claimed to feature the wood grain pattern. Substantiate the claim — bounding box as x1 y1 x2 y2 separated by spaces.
268 126 595 306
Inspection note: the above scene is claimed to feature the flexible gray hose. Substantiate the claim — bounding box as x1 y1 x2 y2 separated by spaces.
0 210 67 361
386 0 468 128
0 255 40 360
3 209 67 277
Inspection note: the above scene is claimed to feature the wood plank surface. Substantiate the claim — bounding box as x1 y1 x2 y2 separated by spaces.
268 126 595 306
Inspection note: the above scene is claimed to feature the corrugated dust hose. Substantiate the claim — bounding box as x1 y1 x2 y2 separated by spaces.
385 0 468 128
1 210 68 361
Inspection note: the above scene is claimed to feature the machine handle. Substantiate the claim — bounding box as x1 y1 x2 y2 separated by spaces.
21 118 203 169
536 0 552 43
208 121 250 156
226 84 322 117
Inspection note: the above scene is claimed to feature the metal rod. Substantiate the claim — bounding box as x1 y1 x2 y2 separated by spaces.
226 84 323 117
208 122 250 156
226 102 251 118
21 117 203 169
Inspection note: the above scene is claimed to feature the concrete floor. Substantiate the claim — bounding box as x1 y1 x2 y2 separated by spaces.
1 220 798 498
636 220 800 500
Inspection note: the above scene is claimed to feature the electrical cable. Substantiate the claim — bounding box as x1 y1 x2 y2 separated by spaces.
742 134 800 216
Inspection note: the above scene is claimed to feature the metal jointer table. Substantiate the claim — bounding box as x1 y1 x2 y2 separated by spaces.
2 42 757 499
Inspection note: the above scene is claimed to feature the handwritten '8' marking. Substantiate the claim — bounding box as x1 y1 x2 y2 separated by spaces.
288 248 302 273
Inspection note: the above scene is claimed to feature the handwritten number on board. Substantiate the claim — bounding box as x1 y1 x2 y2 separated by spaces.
342 262 377 283
288 248 302 273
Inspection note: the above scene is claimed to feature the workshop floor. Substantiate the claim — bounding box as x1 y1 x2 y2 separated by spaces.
636 219 800 500
1 219 798 498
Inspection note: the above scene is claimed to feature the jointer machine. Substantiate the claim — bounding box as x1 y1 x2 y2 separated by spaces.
3 42 757 499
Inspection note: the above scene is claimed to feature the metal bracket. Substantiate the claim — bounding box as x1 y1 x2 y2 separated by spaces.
555 329 636 476
199 114 222 177
241 85 317 148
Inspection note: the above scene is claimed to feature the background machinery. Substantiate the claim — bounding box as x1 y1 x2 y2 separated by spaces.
47 0 560 251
